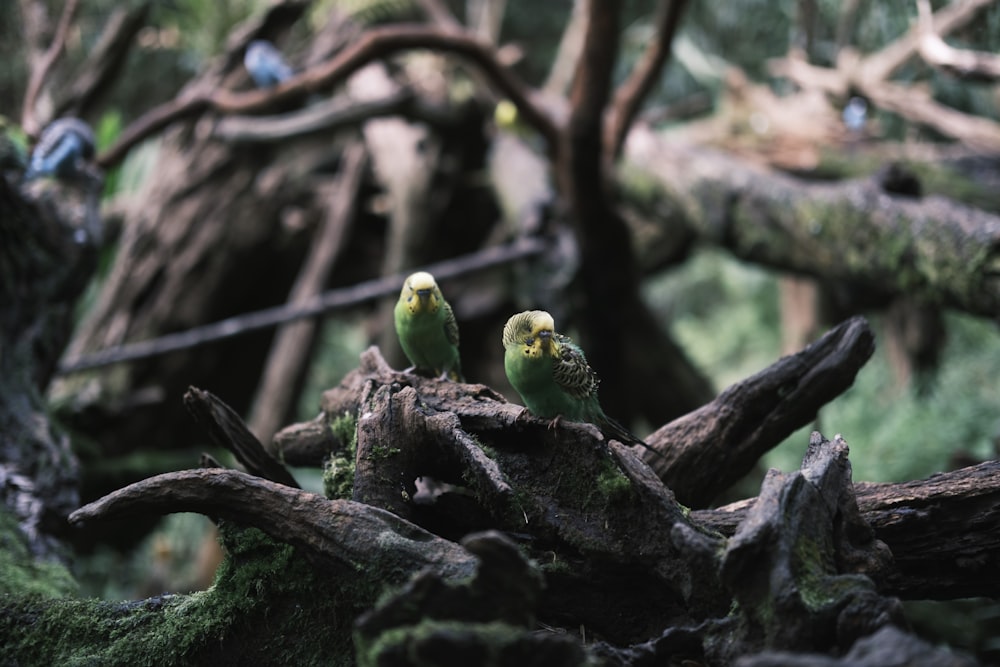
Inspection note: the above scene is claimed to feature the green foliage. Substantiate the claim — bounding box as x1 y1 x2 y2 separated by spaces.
645 247 781 389
165 0 265 59
310 0 419 28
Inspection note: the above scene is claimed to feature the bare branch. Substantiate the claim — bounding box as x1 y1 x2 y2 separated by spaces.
56 2 152 120
212 91 416 142
543 0 587 95
21 0 80 137
858 0 996 84
99 23 559 169
916 0 1000 82
96 93 210 168
605 0 689 159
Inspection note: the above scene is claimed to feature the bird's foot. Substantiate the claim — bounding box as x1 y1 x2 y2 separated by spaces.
546 415 564 431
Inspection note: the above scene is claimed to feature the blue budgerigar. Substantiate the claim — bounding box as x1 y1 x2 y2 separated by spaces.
244 40 293 89
24 117 95 181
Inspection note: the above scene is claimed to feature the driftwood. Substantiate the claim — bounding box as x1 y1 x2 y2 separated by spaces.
645 315 875 507
51 332 993 663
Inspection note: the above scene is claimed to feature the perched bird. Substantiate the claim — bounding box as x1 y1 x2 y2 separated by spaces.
502 310 662 457
394 271 463 381
24 117 95 181
244 40 293 88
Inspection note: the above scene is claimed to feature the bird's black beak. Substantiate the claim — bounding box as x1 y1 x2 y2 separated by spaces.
538 330 552 349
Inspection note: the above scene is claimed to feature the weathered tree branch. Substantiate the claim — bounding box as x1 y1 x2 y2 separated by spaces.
646 316 875 507
625 127 1000 318
692 459 1000 600
69 469 477 581
55 2 152 122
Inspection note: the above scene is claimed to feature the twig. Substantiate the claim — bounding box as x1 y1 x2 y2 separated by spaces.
21 0 80 137
184 387 300 488
605 0 689 159
915 0 1000 82
56 237 548 374
542 0 587 95
214 90 411 142
858 0 996 84
56 3 152 120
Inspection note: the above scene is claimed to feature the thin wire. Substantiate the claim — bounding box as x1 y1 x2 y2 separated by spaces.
56 236 547 375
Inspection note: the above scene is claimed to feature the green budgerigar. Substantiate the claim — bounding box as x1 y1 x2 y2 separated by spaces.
394 271 463 381
502 310 661 456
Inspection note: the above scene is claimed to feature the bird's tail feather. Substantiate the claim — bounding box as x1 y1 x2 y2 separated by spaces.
599 416 666 461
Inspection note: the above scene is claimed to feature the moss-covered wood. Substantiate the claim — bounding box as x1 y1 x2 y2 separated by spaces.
624 127 1000 318
3 339 993 664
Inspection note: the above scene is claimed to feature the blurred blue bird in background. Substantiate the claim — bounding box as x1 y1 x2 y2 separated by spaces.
24 117 95 181
244 40 293 88
842 96 868 133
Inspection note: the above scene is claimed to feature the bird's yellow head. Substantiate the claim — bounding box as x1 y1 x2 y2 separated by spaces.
502 310 557 359
400 271 441 315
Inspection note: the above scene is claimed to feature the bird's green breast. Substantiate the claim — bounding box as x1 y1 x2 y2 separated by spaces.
395 302 456 371
504 347 586 420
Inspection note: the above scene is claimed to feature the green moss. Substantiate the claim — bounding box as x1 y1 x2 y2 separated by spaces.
367 444 401 461
1 524 379 665
0 508 77 599
593 462 633 506
329 411 358 451
356 619 581 667
793 537 873 613
324 411 358 499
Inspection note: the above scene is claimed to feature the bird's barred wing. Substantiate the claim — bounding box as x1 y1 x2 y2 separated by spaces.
442 300 460 347
552 335 598 400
